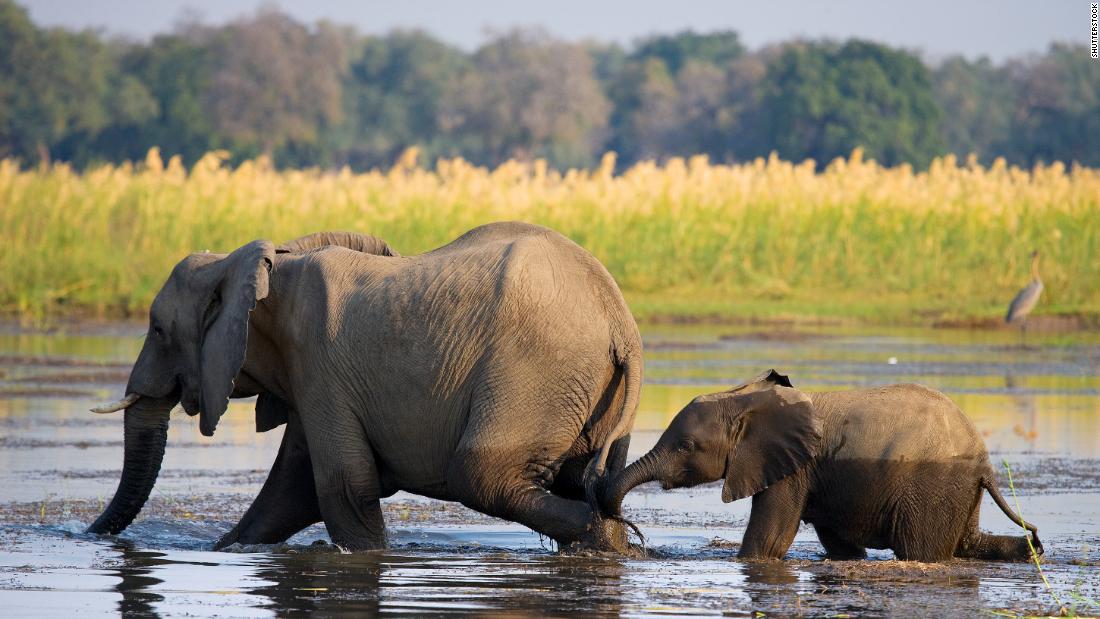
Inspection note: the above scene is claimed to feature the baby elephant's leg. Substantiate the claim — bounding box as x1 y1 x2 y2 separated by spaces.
814 524 867 560
739 475 808 560
957 532 1036 561
954 487 1040 562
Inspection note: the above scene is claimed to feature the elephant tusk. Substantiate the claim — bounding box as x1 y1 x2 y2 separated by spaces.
90 393 141 414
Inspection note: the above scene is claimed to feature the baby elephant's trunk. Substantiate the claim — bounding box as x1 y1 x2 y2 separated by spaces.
601 450 661 516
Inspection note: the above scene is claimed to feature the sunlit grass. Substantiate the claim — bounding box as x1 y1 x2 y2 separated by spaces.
2 148 1098 322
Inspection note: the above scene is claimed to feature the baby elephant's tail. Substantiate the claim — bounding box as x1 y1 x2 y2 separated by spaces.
981 476 1043 554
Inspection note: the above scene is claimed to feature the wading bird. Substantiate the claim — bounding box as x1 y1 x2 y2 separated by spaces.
1005 250 1043 344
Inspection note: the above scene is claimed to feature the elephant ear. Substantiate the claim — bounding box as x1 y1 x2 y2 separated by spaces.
199 240 275 437
720 385 820 503
726 369 793 395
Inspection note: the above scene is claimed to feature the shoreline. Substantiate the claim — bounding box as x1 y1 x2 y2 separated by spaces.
2 307 1097 335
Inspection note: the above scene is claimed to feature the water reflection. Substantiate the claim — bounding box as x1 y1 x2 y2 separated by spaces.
742 559 799 586
110 541 168 616
809 565 982 616
249 552 382 615
0 523 1094 618
1004 370 1040 445
99 543 631 616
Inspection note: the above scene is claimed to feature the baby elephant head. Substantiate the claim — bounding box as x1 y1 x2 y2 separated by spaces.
602 376 821 515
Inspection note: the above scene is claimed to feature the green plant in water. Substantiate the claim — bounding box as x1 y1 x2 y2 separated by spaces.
1001 460 1079 617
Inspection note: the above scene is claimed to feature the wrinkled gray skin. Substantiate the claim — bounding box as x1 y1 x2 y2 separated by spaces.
604 371 1042 562
87 222 642 552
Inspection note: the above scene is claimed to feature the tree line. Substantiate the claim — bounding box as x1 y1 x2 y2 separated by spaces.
2 1 1098 171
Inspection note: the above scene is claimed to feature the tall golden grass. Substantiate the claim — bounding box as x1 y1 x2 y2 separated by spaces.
2 147 1097 321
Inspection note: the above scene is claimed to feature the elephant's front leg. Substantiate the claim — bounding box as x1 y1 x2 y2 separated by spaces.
303 411 387 551
739 474 809 559
215 412 322 549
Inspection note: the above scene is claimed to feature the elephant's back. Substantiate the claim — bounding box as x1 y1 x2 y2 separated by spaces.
805 385 991 552
418 221 636 340
423 221 559 253
811 384 987 463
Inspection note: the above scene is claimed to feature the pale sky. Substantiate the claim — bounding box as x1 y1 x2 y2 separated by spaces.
20 1 1084 62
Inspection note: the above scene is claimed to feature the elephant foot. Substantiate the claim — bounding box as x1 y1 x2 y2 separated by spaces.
561 515 646 558
214 527 241 551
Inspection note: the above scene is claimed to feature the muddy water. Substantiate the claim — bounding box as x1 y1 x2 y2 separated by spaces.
1 322 1098 617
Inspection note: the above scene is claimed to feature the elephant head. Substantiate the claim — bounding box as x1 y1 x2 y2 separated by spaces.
602 371 821 515
86 241 275 534
87 232 396 536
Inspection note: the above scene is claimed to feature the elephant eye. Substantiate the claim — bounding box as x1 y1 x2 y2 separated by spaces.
151 325 166 340
678 439 695 452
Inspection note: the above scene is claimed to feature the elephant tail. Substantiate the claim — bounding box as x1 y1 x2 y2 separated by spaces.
981 476 1043 553
584 343 643 512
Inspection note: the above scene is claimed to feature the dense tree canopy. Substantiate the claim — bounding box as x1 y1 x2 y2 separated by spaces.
0 0 1095 170
336 31 469 169
759 40 945 167
440 30 610 168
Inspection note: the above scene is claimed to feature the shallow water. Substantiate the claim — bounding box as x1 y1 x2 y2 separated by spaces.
0 322 1098 617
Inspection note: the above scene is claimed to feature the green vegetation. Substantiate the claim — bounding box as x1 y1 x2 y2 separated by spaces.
2 150 1097 323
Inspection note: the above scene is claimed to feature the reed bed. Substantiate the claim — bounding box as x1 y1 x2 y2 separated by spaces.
2 148 1097 321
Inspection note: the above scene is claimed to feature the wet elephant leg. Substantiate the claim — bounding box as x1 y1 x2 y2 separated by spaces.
739 474 808 560
954 500 1036 561
450 446 611 548
448 393 627 551
215 412 321 549
892 471 976 562
303 410 386 551
813 524 867 560
956 532 1035 561
550 434 630 503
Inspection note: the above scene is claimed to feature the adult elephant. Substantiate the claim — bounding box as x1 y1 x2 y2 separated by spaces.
602 371 1041 562
87 222 642 551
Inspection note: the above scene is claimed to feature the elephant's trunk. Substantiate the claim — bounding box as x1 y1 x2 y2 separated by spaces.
601 450 661 517
87 397 172 534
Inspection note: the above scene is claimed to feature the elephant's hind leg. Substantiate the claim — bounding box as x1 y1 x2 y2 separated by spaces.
303 410 386 551
890 470 973 562
813 524 867 560
448 380 625 550
956 532 1036 561
954 497 1036 561
449 438 604 547
550 434 631 502
215 413 322 549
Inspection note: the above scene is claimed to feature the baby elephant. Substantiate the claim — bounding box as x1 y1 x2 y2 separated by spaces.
602 371 1042 562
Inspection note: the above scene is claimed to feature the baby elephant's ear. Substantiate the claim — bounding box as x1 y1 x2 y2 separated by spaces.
721 386 820 503
727 369 794 394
